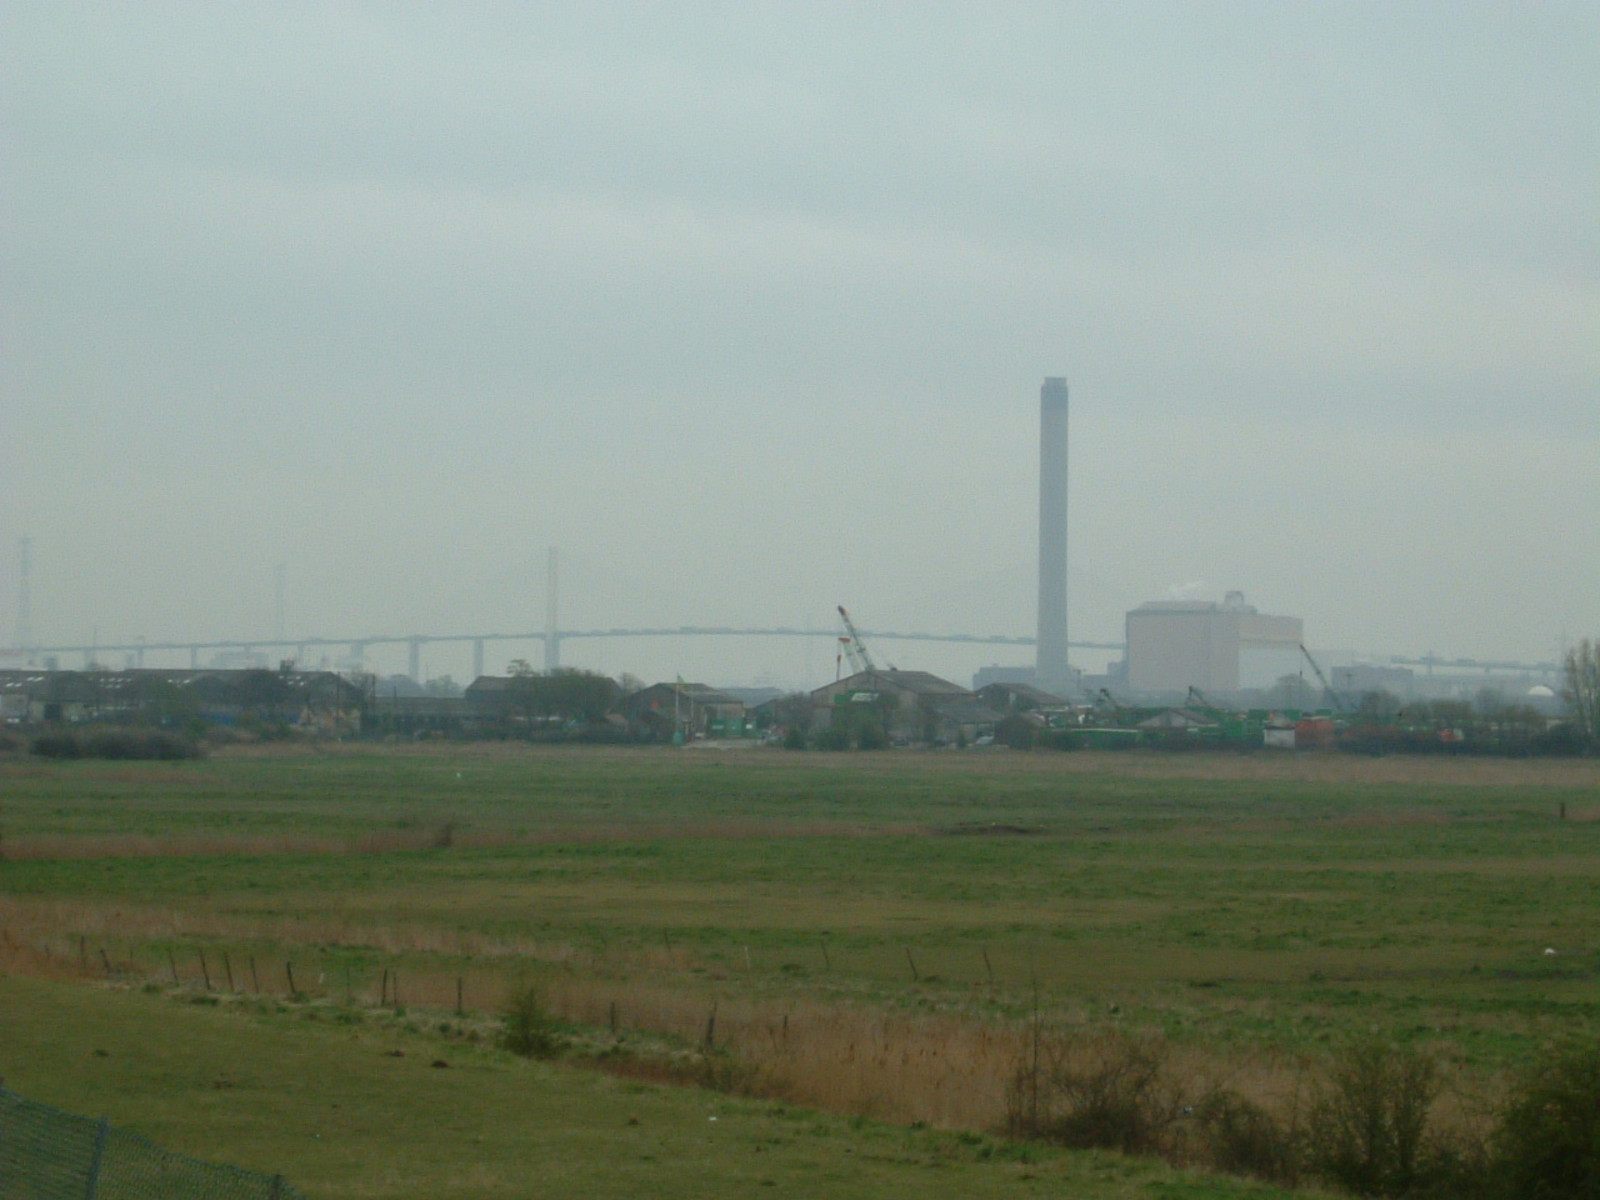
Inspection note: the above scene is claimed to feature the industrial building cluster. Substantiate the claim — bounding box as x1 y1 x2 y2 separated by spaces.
1 379 1572 756
0 648 1576 757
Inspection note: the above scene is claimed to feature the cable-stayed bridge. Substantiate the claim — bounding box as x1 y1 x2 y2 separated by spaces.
6 626 1559 691
6 627 1129 678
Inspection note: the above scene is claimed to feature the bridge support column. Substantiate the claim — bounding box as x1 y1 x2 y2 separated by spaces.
472 638 484 679
543 633 560 672
408 637 423 681
189 645 199 669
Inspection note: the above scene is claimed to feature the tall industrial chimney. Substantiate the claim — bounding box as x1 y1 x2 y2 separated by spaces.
1036 377 1070 693
16 536 33 651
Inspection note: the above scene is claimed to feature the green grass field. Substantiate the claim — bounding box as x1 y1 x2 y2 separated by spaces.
4 743 1599 1196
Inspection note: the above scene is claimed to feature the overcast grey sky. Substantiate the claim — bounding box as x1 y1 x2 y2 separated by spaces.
3 1 1595 687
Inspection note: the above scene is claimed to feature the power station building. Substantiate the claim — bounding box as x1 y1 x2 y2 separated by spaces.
1125 593 1302 695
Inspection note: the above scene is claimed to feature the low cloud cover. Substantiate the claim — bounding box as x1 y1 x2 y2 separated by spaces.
3 2 1595 686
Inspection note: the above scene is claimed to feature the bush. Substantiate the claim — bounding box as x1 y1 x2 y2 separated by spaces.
1492 1039 1600 1199
83 729 206 760
563 722 633 744
995 714 1037 750
1036 730 1082 752
1007 1029 1186 1157
33 728 204 761
1192 1087 1300 1184
1305 1036 1441 1197
854 722 889 751
498 983 562 1058
30 730 83 759
811 726 851 751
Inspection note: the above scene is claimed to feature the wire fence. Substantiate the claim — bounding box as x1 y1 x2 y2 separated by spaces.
0 1085 307 1200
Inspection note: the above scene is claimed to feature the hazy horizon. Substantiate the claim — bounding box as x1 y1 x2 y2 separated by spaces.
4 2 1595 690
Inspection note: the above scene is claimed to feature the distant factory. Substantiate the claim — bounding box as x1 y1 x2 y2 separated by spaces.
1124 592 1303 695
1024 374 1306 701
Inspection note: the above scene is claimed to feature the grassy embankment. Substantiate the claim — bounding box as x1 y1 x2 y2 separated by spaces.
9 971 1306 1200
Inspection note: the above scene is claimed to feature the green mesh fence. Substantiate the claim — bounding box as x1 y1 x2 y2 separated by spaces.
0 1086 308 1199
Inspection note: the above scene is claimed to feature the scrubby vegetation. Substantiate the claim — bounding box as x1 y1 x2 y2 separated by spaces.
498 982 564 1058
1491 1040 1600 1199
998 1025 1600 1199
30 727 204 760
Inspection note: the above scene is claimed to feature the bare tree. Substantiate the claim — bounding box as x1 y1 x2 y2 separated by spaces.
1564 639 1600 748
